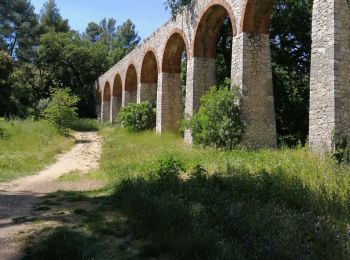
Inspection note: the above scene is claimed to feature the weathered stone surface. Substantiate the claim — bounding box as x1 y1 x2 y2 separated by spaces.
309 0 350 154
97 0 350 152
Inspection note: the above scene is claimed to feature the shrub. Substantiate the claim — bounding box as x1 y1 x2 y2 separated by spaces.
118 101 156 132
0 126 10 140
70 119 99 132
24 227 103 260
43 88 79 135
155 155 185 181
185 84 245 149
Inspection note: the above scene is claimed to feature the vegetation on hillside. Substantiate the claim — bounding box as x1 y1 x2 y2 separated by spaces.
0 0 140 118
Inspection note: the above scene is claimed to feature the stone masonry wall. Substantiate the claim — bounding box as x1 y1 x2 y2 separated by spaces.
96 0 350 153
309 0 350 154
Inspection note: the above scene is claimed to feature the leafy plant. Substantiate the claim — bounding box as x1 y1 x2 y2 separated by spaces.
43 88 79 135
118 101 156 132
0 126 10 140
155 155 185 181
184 83 245 149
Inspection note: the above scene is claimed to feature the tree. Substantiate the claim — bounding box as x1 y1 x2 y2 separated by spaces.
85 22 101 43
164 0 192 16
43 88 79 135
0 51 14 116
110 19 140 65
100 18 116 44
40 0 69 33
270 0 312 145
37 32 109 117
0 0 39 61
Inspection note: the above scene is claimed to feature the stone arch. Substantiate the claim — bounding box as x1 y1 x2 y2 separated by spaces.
157 31 189 133
193 1 237 58
240 0 275 34
184 2 237 141
102 81 112 122
124 64 138 106
139 50 158 104
162 30 190 73
111 73 123 122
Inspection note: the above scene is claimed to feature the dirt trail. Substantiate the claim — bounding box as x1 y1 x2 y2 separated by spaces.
0 132 102 260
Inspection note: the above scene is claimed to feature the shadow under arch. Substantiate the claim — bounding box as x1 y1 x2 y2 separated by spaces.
102 81 111 122
124 64 138 106
140 50 159 104
157 30 189 133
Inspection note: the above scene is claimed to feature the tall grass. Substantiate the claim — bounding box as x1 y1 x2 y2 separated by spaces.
21 126 350 259
99 126 350 259
0 120 74 183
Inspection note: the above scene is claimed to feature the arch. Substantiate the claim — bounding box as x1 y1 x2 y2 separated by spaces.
113 73 122 97
95 87 102 120
193 2 237 58
125 64 138 91
102 81 112 122
157 31 188 133
140 50 159 104
103 81 111 101
240 0 274 34
124 64 138 105
141 50 159 84
162 30 189 73
111 74 123 121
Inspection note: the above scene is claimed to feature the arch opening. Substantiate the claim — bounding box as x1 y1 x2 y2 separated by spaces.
158 32 188 133
188 3 235 123
102 82 111 122
140 51 158 104
241 0 274 34
96 88 102 120
124 64 138 106
111 74 123 122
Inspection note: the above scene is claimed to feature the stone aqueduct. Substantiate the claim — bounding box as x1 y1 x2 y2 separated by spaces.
96 0 350 154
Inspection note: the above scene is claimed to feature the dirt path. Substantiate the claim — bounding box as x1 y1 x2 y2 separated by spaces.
0 132 102 260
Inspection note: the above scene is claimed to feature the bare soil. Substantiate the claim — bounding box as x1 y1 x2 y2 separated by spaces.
0 132 102 260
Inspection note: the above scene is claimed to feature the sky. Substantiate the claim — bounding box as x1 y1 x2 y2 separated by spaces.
30 0 171 40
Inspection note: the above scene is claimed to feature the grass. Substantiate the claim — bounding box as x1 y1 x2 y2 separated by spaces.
0 119 74 183
69 118 100 132
22 126 350 259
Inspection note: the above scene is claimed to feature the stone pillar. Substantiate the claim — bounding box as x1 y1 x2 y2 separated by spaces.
101 100 111 123
110 96 118 123
232 32 277 148
184 57 216 143
137 83 158 104
309 0 350 154
96 104 101 121
123 91 137 106
156 73 183 133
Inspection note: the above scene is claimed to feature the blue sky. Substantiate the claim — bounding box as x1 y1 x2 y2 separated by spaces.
31 0 171 40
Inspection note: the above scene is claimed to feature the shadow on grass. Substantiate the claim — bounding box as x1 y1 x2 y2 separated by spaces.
21 165 350 260
70 119 100 132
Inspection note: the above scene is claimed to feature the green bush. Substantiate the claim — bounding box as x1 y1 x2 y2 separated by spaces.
0 126 10 140
24 227 103 260
118 101 156 132
43 88 79 135
185 85 245 149
155 155 185 181
70 118 99 132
